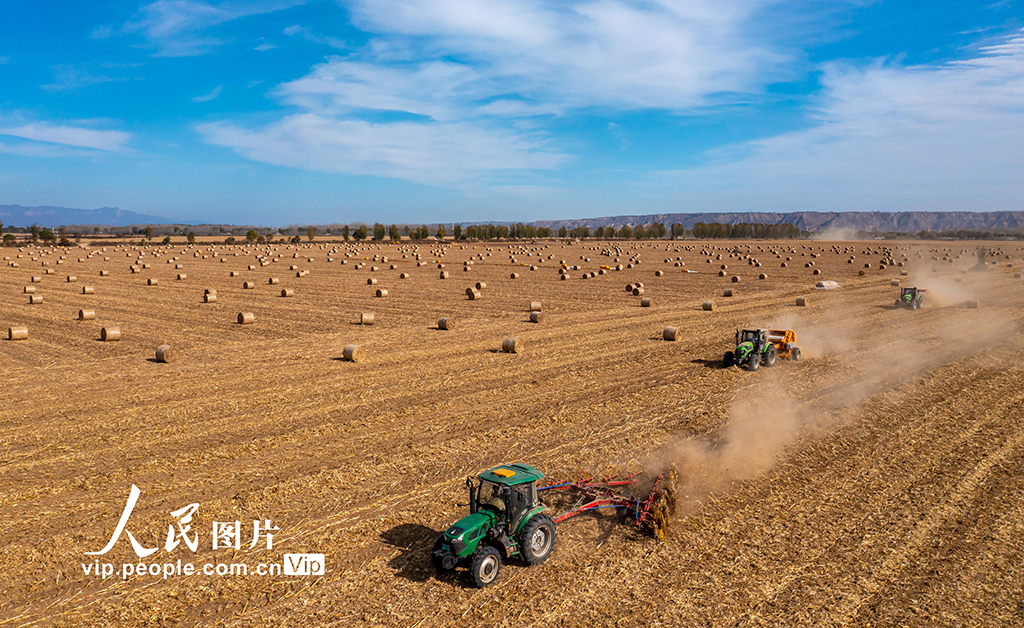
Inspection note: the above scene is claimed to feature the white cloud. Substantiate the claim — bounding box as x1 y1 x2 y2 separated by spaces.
656 30 1024 211
0 122 131 152
283 24 346 49
41 64 131 91
121 0 307 56
197 113 568 185
255 42 277 51
0 56 9 65
193 85 223 102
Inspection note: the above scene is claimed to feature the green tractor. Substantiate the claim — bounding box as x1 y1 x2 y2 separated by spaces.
432 463 557 587
894 286 927 310
723 328 778 371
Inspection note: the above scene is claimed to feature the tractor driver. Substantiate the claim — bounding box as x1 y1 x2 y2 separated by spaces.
484 484 506 512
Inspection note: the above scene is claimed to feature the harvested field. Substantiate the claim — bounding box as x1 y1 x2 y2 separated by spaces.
1 239 1022 627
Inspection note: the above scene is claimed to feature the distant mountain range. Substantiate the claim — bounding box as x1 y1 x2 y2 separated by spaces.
0 204 176 227
3 204 1024 233
535 211 1024 232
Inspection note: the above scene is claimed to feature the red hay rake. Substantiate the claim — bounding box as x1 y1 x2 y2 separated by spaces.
538 466 678 540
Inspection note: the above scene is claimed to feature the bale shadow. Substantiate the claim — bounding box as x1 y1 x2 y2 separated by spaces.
381 523 461 585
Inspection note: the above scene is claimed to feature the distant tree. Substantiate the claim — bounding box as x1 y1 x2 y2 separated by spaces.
373 223 386 241
537 227 551 238
257 235 266 244
634 225 647 239
436 224 446 239
420 225 429 240
605 226 615 238
145 226 154 240
30 224 40 242
187 232 196 244
353 225 367 240
290 235 302 243
0 221 3 236
389 224 400 241
2 234 15 245
307 225 316 241
246 229 258 242
342 225 350 241
224 236 236 244
670 223 684 239
453 224 462 240
558 226 567 238
619 225 633 239
40 228 56 243
265 233 274 243
594 226 605 238
401 225 410 236
162 236 171 244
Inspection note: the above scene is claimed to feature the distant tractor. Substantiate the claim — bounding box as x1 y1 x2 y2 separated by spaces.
724 328 801 371
432 463 678 587
432 464 556 587
894 287 927 310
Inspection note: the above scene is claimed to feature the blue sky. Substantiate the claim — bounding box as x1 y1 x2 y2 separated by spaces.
0 0 1021 225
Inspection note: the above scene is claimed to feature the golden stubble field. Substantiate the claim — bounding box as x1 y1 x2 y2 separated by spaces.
1 238 1022 627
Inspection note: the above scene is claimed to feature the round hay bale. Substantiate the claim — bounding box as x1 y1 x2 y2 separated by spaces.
901 270 909 276
731 275 740 283
204 288 217 296
510 272 519 279
858 270 866 276
758 273 768 280
463 266 471 272
501 337 521 353
342 344 366 362
702 300 715 311
280 288 294 297
243 281 255 289
640 297 651 307
23 285 35 294
155 345 173 363
663 326 679 341
230 271 240 277
82 285 95 294
530 301 542 311
890 279 900 286
367 278 378 285
438 316 454 330
967 300 979 309
560 274 568 280
812 269 821 275
79 309 95 320
632 287 644 296
475 281 487 290
796 297 807 306
177 274 187 280
400 273 410 279
723 288 733 297
101 326 120 341
718 270 726 277
1015 273 1022 279
28 295 43 304
781 262 787 268
8 325 28 340
269 277 279 284
360 312 375 325
625 284 635 292
655 270 663 277
66 275 77 282
237 312 255 324
530 311 544 323
30 276 41 283
375 288 389 297
203 293 217 303
467 289 481 300
147 278 158 286
439 271 450 279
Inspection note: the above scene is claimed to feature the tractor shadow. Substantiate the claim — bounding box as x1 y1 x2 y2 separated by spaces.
381 523 464 586
691 358 726 369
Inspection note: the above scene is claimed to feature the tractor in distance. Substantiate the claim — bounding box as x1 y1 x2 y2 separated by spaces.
894 287 927 310
724 328 801 371
432 463 557 588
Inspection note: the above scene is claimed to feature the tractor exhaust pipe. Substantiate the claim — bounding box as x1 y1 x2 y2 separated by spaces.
467 478 477 514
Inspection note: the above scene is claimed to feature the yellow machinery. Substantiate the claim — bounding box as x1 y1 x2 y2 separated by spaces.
766 329 801 360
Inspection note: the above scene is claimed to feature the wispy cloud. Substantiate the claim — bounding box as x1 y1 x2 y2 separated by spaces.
655 29 1024 211
120 0 307 56
0 121 132 152
0 56 10 65
192 85 223 103
41 64 131 91
283 24 346 49
255 42 277 51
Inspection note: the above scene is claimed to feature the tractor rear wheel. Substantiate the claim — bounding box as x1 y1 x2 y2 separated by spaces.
723 351 734 367
519 514 557 565
470 545 502 588
748 353 760 371
792 347 802 361
763 345 777 367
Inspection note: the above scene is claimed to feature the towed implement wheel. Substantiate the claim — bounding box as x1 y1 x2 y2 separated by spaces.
792 347 802 361
470 545 502 588
519 514 557 565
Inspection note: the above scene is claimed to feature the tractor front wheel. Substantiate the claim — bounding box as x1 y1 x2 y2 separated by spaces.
763 345 777 368
519 514 557 565
723 351 734 367
748 353 760 371
431 536 453 572
470 545 502 588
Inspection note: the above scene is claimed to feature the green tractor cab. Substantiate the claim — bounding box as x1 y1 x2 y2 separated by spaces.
432 463 556 587
724 328 779 371
895 287 926 310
